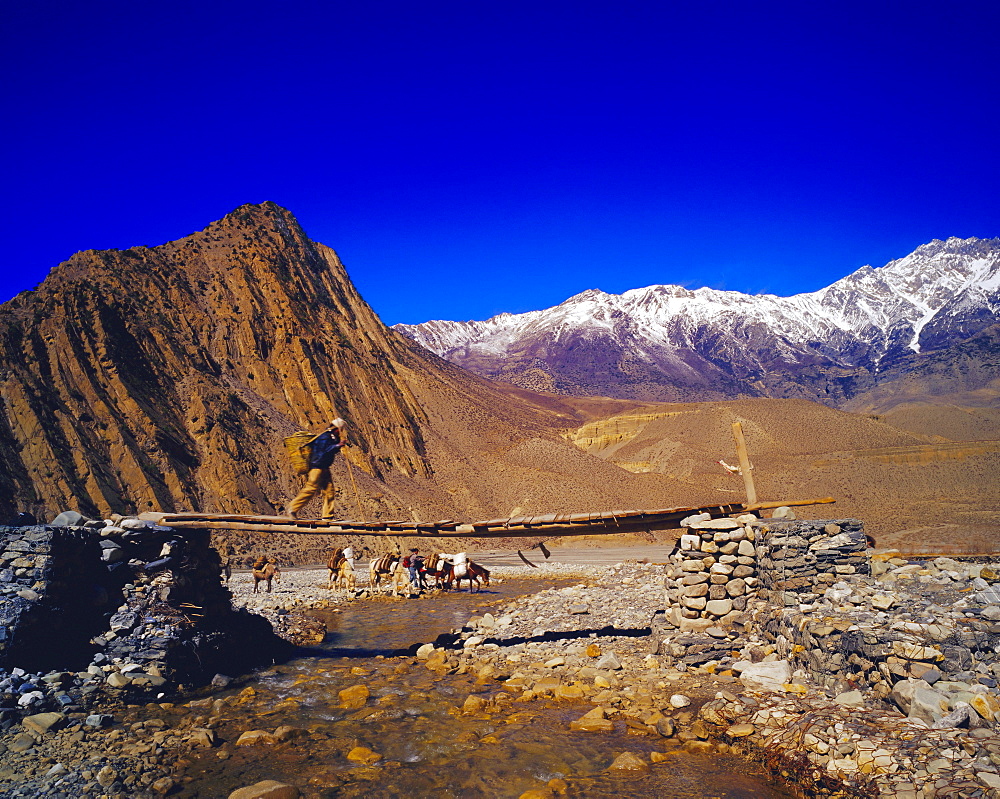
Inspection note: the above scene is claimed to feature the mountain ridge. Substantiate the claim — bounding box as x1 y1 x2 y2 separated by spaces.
2 205 996 552
395 237 1000 407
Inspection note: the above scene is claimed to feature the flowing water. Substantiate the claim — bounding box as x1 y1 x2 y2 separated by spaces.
158 577 796 798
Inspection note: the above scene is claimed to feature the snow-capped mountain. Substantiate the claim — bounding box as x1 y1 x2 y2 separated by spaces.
394 237 1000 406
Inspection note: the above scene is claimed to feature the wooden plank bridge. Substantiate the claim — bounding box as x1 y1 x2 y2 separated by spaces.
140 423 834 539
142 496 834 539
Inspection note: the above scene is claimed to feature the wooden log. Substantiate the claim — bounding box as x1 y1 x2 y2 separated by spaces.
731 421 758 506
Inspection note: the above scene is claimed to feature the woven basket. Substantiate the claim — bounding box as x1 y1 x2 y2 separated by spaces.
283 431 315 475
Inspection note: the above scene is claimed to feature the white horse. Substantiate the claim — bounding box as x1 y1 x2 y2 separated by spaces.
333 558 356 591
369 555 409 595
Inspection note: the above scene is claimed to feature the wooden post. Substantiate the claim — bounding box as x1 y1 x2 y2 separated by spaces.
731 421 757 506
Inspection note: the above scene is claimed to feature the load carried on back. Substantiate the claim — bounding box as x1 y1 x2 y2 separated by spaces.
283 431 316 476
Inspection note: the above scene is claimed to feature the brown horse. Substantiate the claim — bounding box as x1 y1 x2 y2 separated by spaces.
327 548 345 589
442 560 490 593
422 553 453 589
252 560 281 593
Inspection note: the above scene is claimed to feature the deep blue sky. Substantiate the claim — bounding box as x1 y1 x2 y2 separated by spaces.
2 1 997 325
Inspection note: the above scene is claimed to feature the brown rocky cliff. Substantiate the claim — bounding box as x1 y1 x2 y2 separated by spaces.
0 203 702 524
0 203 498 518
0 203 427 513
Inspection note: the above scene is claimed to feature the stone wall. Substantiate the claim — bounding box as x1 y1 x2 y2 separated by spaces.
0 518 285 724
753 518 870 603
661 515 1000 728
0 526 113 672
748 555 1000 716
662 516 870 629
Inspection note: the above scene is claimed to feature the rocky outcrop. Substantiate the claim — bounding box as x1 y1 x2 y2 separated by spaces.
0 518 283 720
0 203 447 520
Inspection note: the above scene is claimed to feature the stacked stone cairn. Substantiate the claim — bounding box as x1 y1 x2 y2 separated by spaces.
0 512 282 731
662 511 761 627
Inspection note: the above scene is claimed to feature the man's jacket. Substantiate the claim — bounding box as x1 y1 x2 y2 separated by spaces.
308 430 343 469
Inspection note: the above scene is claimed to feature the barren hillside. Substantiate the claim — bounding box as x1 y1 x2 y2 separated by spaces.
561 397 1000 549
0 204 701 542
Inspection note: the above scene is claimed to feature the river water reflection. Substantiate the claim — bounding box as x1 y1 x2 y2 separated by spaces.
170 576 795 798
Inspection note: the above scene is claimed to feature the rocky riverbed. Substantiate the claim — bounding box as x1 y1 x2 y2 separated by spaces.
226 550 1000 798
425 552 1000 799
6 541 1000 798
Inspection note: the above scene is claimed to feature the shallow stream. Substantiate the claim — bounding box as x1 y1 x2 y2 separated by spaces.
162 577 795 798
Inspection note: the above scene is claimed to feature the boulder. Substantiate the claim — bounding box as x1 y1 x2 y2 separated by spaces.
273 726 305 742
705 599 733 617
833 690 865 707
462 695 486 715
50 511 88 527
236 730 279 746
228 781 301 799
346 746 382 764
187 728 218 748
415 643 436 661
734 660 790 691
689 517 740 531
908 686 949 725
607 751 649 771
595 652 622 671
21 712 65 735
570 707 614 732
339 684 370 708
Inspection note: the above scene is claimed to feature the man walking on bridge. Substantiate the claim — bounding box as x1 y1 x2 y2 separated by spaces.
286 418 346 520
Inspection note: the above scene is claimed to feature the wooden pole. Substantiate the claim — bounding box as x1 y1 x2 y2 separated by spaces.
731 421 757 506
